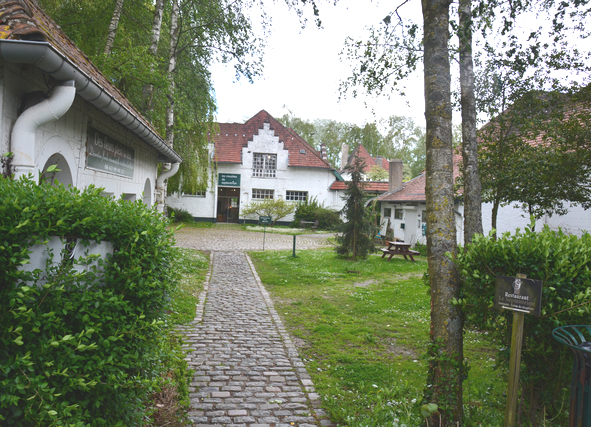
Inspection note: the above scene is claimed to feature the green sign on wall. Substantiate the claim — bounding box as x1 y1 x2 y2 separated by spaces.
86 126 135 178
218 173 241 186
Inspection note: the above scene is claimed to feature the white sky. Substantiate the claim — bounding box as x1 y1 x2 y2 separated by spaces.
210 0 425 127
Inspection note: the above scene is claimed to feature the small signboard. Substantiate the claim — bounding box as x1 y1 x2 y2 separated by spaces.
259 216 272 225
494 275 543 316
86 126 135 178
218 173 240 186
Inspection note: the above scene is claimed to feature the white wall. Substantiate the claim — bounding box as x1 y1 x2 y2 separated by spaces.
1 62 160 204
167 123 340 222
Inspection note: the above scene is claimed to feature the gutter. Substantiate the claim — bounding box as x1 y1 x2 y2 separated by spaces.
0 39 181 164
11 80 76 179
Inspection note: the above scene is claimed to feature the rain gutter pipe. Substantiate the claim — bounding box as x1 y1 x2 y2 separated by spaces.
11 80 75 179
0 39 182 165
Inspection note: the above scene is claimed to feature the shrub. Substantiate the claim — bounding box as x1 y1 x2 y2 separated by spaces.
166 206 194 223
0 176 180 426
453 224 591 426
293 196 342 230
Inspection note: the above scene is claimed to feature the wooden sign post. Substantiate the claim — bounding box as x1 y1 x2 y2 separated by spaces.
494 274 543 427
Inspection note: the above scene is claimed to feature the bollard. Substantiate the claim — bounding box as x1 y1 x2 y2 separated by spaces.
293 235 296 258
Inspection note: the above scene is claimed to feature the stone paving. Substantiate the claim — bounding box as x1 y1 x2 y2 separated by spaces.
176 228 334 427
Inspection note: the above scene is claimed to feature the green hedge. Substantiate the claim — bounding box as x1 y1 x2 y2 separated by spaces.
453 224 591 425
292 196 342 230
0 177 179 426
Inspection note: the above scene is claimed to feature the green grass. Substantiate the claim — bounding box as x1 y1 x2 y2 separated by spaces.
249 249 506 427
169 247 209 324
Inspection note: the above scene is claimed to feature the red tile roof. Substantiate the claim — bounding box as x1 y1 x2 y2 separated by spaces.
343 144 389 173
329 181 390 192
377 153 462 202
211 110 333 169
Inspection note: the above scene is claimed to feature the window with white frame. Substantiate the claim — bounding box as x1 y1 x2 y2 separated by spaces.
252 153 277 177
394 208 403 219
383 208 392 218
252 189 274 199
286 191 307 202
182 189 206 197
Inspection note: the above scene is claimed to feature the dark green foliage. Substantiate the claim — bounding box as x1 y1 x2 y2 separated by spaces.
0 176 181 426
166 206 195 223
335 154 377 260
292 196 342 230
453 224 591 425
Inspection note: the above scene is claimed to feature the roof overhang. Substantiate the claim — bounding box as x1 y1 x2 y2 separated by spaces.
0 39 181 164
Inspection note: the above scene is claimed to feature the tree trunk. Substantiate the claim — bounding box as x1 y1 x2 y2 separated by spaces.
166 0 180 148
422 0 463 425
491 197 499 240
459 0 483 247
143 0 165 116
104 0 124 56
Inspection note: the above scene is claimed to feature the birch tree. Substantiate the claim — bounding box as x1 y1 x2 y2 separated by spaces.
104 0 124 56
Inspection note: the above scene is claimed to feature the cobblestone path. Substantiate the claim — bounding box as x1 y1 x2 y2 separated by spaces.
178 251 331 427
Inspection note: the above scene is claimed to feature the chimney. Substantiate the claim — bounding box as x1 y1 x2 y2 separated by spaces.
389 159 403 192
320 143 328 161
340 143 349 170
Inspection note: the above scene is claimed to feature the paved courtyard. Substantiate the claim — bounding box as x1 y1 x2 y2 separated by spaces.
176 226 334 427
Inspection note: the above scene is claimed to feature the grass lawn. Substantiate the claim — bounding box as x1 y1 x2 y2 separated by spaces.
169 247 209 324
249 249 506 427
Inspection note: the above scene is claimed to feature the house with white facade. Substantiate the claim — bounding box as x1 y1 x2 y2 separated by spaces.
377 154 591 248
0 0 181 210
166 110 343 223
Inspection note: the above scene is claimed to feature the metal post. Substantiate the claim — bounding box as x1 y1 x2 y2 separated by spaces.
293 235 296 257
504 273 527 427
263 226 266 251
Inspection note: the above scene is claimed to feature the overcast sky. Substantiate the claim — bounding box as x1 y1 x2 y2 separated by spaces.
210 0 425 127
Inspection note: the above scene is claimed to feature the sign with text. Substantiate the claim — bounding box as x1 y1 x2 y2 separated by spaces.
259 216 272 225
494 275 543 316
86 126 134 178
218 173 240 186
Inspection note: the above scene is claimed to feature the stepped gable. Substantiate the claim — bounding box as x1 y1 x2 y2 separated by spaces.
212 110 333 169
0 0 163 144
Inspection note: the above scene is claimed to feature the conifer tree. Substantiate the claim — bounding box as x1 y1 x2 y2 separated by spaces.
335 153 376 260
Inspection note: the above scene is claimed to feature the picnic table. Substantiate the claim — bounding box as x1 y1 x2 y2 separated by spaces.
300 220 319 230
380 241 420 262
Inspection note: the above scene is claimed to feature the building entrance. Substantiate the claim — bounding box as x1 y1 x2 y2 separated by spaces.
216 187 240 223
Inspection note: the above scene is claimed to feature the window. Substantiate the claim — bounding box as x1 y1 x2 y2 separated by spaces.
182 190 206 197
421 210 427 222
286 191 307 202
253 153 277 178
383 208 392 218
252 189 274 199
394 208 403 219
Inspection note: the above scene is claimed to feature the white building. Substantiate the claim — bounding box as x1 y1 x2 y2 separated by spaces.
377 155 591 248
0 0 181 210
166 110 343 223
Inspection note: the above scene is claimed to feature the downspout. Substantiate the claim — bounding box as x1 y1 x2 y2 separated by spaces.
155 162 180 213
11 80 76 180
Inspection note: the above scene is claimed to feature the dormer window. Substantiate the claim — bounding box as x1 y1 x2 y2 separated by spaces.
253 153 277 178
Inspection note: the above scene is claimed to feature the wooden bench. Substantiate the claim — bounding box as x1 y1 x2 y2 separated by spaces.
300 220 319 230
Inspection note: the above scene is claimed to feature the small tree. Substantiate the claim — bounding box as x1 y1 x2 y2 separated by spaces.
241 198 296 226
366 164 389 181
335 154 376 260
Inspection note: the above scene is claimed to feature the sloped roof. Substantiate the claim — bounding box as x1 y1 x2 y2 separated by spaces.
212 110 333 169
329 181 390 192
377 153 462 203
0 0 181 163
343 144 389 173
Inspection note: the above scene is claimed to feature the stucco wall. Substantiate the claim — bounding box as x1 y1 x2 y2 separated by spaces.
1 62 160 205
167 123 340 222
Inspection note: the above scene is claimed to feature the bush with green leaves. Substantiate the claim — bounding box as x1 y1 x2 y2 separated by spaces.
166 205 194 223
292 196 342 230
0 176 181 426
453 224 591 425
